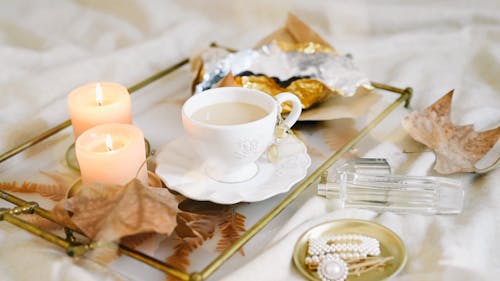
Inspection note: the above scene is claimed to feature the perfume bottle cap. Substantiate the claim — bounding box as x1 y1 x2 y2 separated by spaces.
318 158 391 198
337 158 391 175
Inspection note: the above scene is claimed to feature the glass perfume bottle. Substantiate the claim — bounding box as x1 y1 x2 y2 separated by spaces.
317 158 464 215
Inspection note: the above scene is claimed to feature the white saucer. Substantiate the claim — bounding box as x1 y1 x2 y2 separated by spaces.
155 134 311 204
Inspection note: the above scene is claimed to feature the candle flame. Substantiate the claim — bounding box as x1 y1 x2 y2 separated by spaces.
96 83 104 106
105 134 113 151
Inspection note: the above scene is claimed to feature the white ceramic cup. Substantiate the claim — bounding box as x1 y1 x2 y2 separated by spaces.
182 87 302 183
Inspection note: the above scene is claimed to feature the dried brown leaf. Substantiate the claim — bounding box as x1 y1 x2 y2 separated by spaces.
166 212 218 281
216 209 246 255
89 242 120 265
298 89 380 121
293 130 326 158
178 199 230 216
255 13 333 49
17 214 62 231
165 200 249 279
120 232 157 250
175 212 216 241
402 90 500 174
51 199 80 230
68 179 178 242
167 236 205 281
0 181 66 201
322 120 358 151
321 119 360 158
40 170 79 197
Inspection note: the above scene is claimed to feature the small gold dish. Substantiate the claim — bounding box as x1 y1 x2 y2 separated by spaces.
293 219 407 281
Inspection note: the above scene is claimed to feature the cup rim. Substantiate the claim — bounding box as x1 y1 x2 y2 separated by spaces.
182 87 277 130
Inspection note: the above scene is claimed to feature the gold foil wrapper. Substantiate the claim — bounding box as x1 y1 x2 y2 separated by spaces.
190 14 378 121
234 75 333 113
275 41 335 54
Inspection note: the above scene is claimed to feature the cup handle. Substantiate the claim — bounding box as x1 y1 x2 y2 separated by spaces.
275 92 302 128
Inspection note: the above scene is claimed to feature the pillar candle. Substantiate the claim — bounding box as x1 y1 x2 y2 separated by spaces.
75 123 148 185
68 82 132 138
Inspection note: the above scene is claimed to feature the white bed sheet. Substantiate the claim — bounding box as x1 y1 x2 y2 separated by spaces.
1 1 499 280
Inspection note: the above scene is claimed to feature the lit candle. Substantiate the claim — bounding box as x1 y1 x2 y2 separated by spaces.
68 82 132 138
75 123 148 185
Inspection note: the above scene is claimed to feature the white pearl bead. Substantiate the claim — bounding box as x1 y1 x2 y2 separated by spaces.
325 263 341 278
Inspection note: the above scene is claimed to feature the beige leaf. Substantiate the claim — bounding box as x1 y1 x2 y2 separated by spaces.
67 179 178 242
216 209 246 255
40 170 79 194
255 13 333 50
51 199 80 230
322 119 359 152
88 242 120 265
402 90 500 174
0 181 66 201
177 199 230 216
18 214 62 231
120 232 157 250
166 212 217 280
293 130 326 158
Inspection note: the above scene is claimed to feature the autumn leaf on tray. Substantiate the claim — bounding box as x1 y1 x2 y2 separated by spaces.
166 200 247 281
167 200 224 275
67 179 178 242
40 170 79 197
121 232 157 250
0 181 66 201
216 209 246 255
16 214 61 231
167 212 217 279
402 90 500 174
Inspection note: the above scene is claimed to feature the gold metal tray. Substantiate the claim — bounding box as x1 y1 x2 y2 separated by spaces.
0 43 412 281
293 219 407 281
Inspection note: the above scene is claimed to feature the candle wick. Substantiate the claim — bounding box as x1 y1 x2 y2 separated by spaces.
105 134 113 152
96 83 104 106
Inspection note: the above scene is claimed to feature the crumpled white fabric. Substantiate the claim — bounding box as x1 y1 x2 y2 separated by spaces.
0 224 123 281
1 0 499 281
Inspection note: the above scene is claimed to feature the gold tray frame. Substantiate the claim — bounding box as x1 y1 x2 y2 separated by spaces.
0 43 412 281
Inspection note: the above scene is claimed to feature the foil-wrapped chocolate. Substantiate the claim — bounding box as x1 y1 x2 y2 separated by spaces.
233 74 332 113
193 41 372 111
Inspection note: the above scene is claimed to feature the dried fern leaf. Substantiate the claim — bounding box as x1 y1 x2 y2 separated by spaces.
178 199 230 216
216 209 246 255
166 236 205 280
293 130 326 158
166 212 218 281
0 181 66 201
40 170 78 197
175 212 217 240
321 119 359 153
121 232 157 250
